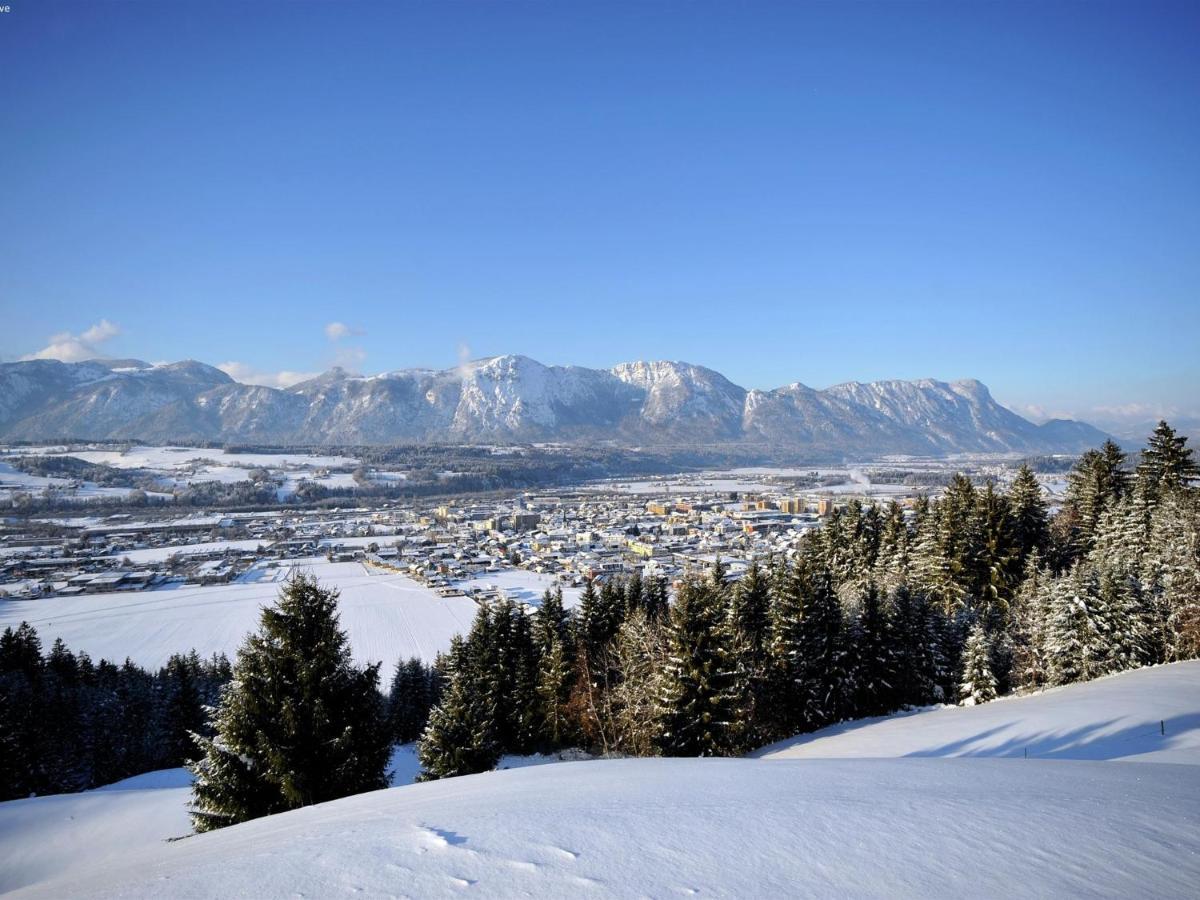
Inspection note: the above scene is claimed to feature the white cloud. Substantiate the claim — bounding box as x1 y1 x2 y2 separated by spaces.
1008 402 1073 424
325 321 362 341
217 362 317 389
456 342 473 378
21 319 121 362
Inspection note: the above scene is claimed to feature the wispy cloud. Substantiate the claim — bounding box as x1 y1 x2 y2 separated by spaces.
217 361 317 389
21 319 122 362
456 342 473 378
324 321 362 342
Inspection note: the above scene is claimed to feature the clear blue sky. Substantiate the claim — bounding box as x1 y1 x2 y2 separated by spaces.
1 0 1197 427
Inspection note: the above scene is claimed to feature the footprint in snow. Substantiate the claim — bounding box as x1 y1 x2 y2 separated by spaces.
416 825 469 849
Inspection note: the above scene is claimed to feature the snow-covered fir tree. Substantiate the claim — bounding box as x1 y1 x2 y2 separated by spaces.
189 574 390 832
417 673 500 781
959 621 997 705
656 574 746 757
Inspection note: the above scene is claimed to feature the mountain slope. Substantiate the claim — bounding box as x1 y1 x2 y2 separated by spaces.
0 355 1110 454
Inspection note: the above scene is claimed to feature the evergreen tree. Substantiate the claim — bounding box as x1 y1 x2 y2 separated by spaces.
535 630 574 747
793 566 851 729
656 577 746 756
1091 569 1146 674
189 574 390 832
848 584 896 717
643 575 670 622
1136 421 1199 503
728 560 774 742
959 621 997 705
533 587 571 654
1008 464 1049 568
1065 442 1130 558
887 584 944 706
575 578 610 659
1145 488 1200 660
417 675 500 780
729 560 771 661
977 482 1018 620
874 503 912 592
387 657 435 744
624 570 646 619
1045 567 1102 685
1009 555 1051 690
161 652 206 766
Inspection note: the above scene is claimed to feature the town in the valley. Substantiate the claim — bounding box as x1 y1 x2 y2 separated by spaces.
0 443 1069 610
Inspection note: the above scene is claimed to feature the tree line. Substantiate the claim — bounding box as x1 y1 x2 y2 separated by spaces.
417 421 1200 774
0 629 231 801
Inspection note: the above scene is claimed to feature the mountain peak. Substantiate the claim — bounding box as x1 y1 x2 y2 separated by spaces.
0 356 1108 453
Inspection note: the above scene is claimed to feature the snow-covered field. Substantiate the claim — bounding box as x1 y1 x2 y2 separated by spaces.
107 539 270 565
1 445 366 501
453 569 584 608
0 462 141 503
0 560 479 670
2 661 1197 898
42 446 358 471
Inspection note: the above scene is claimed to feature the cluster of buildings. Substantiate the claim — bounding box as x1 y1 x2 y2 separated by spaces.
1 477 929 603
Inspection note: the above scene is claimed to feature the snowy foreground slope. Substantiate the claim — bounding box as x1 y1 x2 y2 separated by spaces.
3 662 1198 899
755 661 1200 764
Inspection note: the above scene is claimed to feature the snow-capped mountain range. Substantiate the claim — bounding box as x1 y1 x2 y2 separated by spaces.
0 355 1107 454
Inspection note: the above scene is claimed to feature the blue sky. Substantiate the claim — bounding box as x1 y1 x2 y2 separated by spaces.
1 0 1197 428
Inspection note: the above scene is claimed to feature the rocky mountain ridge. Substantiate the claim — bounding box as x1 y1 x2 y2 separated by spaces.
0 355 1108 455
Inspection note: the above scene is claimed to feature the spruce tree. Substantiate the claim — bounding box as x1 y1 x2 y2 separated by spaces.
729 560 771 661
1008 464 1049 568
977 482 1018 621
794 566 850 729
533 587 571 655
161 652 206 766
576 578 607 659
728 560 774 742
959 621 997 706
1065 442 1129 558
874 503 912 592
1045 567 1102 685
387 657 434 744
1145 488 1200 660
887 584 942 706
189 574 390 832
848 584 896 717
417 674 500 780
656 577 746 756
765 563 806 738
535 631 574 747
1136 421 1199 503
1009 555 1051 690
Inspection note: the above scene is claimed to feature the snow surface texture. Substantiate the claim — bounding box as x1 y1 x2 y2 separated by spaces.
0 560 478 670
2 662 1198 898
755 661 1200 764
452 570 584 608
7 757 1199 899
